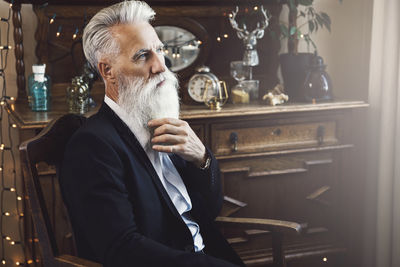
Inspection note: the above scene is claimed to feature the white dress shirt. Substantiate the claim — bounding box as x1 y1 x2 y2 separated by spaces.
104 96 205 252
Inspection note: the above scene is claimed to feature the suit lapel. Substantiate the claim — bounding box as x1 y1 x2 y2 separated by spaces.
98 103 183 220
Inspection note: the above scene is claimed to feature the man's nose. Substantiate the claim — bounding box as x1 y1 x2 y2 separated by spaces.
150 52 166 74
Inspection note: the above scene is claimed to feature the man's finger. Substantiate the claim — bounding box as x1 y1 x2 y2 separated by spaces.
151 134 185 144
152 144 178 154
152 124 186 137
148 118 184 127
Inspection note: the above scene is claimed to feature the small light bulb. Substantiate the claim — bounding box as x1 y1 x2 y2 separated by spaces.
17 196 22 201
56 25 62 37
72 28 79 40
27 260 33 264
10 188 15 192
10 241 15 245
10 96 15 101
176 53 180 58
16 261 20 265
0 101 5 105
49 14 56 24
229 13 233 18
216 37 221 42
4 212 10 216
5 236 11 240
20 213 24 217
0 167 2 171
2 259 5 265
254 6 258 11
223 34 228 38
323 257 328 262
164 49 169 54
300 34 304 38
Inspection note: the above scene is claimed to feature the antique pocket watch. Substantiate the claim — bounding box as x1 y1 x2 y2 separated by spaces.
187 66 220 103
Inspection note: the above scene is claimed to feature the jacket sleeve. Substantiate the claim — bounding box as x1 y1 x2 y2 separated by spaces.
60 132 236 267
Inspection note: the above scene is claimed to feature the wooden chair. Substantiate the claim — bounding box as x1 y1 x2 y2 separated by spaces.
19 114 302 267
19 114 100 267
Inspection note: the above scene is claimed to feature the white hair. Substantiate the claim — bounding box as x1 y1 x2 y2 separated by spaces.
117 69 180 145
82 1 156 71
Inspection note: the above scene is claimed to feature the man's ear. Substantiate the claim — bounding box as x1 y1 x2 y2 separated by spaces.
98 61 116 84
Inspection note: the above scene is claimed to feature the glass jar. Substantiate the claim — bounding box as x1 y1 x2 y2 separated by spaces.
302 55 333 102
28 64 51 111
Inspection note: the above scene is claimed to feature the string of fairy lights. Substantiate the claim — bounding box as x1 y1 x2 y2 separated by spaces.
0 2 32 266
0 0 29 266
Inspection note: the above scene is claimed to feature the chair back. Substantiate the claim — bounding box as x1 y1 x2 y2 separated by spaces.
19 114 96 266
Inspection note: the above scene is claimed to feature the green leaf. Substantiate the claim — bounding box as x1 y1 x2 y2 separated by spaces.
289 26 297 36
298 0 313 6
314 19 319 31
307 7 315 16
280 24 289 37
315 13 324 28
320 12 331 32
308 20 315 33
320 12 331 25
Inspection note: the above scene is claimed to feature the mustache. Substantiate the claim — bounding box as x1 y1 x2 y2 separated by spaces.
147 70 177 89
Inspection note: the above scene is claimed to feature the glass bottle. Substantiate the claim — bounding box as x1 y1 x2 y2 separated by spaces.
28 64 51 111
302 55 333 102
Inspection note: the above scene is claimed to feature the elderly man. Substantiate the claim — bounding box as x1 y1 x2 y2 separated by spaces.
60 1 243 266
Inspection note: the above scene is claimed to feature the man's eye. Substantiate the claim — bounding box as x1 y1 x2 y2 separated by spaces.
138 53 147 60
156 47 164 54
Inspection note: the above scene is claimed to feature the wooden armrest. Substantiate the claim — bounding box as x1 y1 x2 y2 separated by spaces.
56 254 103 267
215 216 303 234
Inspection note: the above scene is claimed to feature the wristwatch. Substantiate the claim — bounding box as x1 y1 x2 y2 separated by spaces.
199 154 211 170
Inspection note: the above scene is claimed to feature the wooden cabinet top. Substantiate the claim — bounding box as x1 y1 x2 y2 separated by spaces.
6 97 367 130
5 0 280 6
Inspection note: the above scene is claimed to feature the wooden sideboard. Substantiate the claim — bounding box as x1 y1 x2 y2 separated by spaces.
6 97 367 266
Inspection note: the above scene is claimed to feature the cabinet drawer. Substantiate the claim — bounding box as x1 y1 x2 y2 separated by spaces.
211 120 338 156
218 151 338 227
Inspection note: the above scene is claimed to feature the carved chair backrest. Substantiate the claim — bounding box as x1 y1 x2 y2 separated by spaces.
19 114 87 266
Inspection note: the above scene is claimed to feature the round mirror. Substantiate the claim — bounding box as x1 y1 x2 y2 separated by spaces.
153 17 209 80
155 26 200 72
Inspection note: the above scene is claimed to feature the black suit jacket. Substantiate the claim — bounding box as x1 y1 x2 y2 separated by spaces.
60 103 244 267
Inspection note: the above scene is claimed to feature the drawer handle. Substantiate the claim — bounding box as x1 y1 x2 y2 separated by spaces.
271 128 281 136
229 132 238 152
317 125 325 145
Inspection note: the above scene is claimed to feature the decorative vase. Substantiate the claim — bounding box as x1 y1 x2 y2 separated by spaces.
279 53 314 101
302 55 333 102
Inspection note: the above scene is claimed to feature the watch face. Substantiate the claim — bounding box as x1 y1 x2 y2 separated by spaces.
187 74 217 103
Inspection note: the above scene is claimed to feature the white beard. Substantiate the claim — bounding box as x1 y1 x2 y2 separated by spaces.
116 69 180 144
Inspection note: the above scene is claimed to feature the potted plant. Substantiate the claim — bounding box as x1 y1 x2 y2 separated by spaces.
278 0 342 101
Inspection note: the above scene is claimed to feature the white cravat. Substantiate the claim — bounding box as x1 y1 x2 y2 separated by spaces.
104 96 205 252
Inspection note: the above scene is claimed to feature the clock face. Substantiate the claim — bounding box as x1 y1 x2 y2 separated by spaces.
187 74 217 103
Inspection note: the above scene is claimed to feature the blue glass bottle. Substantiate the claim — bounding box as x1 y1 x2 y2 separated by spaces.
28 64 51 111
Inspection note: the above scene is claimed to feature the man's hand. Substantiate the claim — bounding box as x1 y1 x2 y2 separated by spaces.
148 118 206 168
